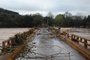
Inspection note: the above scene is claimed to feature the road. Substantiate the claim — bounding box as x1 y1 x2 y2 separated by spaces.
16 28 86 60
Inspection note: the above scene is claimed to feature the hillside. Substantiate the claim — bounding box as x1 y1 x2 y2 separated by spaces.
0 8 19 15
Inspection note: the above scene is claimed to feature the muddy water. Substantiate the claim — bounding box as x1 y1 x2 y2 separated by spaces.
0 28 30 46
16 28 86 60
61 28 90 40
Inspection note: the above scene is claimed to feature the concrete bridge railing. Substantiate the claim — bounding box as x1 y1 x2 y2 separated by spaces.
50 27 90 60
0 28 35 55
69 34 90 49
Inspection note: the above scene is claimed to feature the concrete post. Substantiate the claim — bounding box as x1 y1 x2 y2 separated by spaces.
84 40 87 48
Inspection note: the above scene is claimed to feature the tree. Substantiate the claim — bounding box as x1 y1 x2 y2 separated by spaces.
32 13 43 27
44 16 54 26
86 15 90 28
55 14 65 26
47 12 54 18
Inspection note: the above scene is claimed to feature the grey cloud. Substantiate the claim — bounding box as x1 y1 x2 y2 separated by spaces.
0 0 90 16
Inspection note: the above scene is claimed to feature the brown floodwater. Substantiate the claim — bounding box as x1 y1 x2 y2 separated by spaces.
0 28 30 46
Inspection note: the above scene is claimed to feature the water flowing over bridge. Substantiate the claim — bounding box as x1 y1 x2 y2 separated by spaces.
0 28 90 60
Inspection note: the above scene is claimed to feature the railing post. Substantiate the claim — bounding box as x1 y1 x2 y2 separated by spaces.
79 38 82 42
67 34 69 38
71 35 75 41
7 40 10 48
2 41 5 52
76 36 79 43
11 39 16 47
84 40 87 48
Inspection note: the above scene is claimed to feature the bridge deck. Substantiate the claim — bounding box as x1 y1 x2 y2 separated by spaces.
15 28 86 60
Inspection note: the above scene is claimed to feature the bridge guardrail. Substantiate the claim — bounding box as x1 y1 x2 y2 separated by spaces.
0 28 35 55
51 27 90 60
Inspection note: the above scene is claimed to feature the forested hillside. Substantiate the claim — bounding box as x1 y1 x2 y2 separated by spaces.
0 8 19 15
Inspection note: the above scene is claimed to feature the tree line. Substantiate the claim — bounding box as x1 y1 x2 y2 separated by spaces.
55 14 90 28
0 8 90 28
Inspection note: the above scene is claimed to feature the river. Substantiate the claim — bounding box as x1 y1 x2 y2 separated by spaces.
0 28 30 45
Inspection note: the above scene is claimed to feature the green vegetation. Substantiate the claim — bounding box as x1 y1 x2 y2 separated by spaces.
0 8 90 28
55 14 64 26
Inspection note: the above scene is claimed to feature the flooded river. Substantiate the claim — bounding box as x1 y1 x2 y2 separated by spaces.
61 28 90 40
16 28 86 60
0 28 29 45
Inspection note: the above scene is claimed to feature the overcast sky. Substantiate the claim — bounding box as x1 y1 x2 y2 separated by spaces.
0 0 90 16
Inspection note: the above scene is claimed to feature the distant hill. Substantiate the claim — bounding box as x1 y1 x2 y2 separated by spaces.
0 8 19 15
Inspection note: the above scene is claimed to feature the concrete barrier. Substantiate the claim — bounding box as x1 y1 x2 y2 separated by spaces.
51 27 90 60
0 28 36 59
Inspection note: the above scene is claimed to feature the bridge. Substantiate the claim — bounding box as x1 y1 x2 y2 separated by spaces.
0 27 90 60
